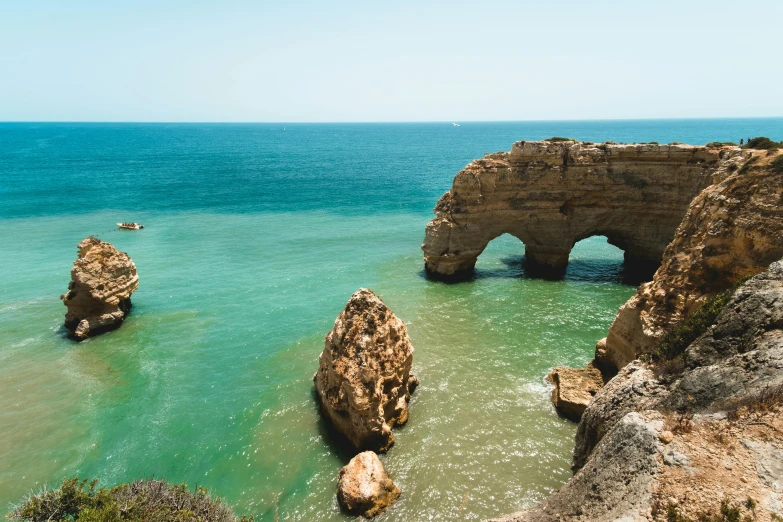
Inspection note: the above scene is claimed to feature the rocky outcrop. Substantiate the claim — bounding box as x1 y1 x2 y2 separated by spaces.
547 363 606 421
61 237 138 340
314 288 416 452
599 151 783 371
337 451 401 518
490 259 783 521
423 140 749 280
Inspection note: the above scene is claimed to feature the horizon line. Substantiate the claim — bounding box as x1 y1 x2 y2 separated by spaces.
2 116 783 125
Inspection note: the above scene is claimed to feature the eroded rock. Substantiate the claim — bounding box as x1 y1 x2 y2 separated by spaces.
337 451 400 518
600 151 783 370
314 288 416 452
61 237 138 340
422 140 744 280
547 362 605 421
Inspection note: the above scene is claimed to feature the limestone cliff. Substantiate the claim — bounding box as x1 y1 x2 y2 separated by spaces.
61 237 139 340
423 140 748 280
314 289 416 452
599 150 783 370
490 259 783 522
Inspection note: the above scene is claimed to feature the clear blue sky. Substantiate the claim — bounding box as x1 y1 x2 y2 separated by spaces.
2 0 781 122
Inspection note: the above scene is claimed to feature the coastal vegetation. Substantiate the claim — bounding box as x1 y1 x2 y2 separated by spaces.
743 136 781 150
7 478 251 522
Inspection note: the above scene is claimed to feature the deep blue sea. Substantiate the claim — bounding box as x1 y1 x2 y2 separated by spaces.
1 119 781 521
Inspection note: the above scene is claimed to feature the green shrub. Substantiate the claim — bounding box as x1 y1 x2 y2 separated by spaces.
738 155 759 174
651 289 735 363
744 136 781 150
8 478 252 522
770 154 783 174
547 136 575 142
706 141 737 147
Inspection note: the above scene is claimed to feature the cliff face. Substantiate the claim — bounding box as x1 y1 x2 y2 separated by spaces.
61 237 139 340
423 140 748 280
490 259 783 522
599 151 783 370
314 289 416 452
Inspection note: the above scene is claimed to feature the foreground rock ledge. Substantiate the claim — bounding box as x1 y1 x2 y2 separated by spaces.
314 288 417 452
61 237 139 340
337 451 401 518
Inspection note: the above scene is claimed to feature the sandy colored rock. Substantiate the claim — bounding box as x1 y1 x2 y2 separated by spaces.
314 288 416 452
600 150 783 371
547 362 605 421
337 451 400 518
423 140 748 280
61 237 138 340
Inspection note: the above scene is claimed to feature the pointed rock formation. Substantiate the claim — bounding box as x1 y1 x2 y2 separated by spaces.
61 237 138 340
314 288 416 452
337 451 401 518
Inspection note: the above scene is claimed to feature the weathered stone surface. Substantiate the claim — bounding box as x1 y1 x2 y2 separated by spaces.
61 237 138 340
600 151 783 370
423 140 747 280
489 259 783 521
547 362 605 421
314 288 416 452
337 451 400 518
489 412 662 522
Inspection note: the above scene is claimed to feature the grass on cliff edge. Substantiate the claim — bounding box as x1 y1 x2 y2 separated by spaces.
7 478 252 522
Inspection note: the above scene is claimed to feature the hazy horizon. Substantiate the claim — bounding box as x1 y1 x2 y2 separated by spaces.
2 0 782 122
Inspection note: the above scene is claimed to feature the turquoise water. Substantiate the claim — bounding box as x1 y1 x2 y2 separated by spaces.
1 120 781 520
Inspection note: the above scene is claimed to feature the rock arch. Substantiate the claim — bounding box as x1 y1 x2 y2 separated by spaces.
423 140 742 280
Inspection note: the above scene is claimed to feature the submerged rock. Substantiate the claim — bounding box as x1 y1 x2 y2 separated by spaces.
61 237 138 340
314 288 416 452
547 362 605 421
337 451 400 518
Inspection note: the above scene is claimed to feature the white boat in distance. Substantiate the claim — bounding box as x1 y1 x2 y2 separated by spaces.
117 222 144 230
452 123 460 127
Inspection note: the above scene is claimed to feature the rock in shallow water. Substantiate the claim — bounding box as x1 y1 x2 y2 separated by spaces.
547 362 605 421
314 288 416 452
61 237 138 340
337 451 400 518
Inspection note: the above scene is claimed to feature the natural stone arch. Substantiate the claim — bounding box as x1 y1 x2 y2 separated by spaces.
423 140 742 281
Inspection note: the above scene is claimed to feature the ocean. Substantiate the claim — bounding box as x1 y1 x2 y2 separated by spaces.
1 119 781 520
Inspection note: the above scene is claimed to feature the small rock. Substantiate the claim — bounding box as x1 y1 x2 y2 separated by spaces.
337 451 400 518
668 497 678 506
659 431 674 444
547 362 605 422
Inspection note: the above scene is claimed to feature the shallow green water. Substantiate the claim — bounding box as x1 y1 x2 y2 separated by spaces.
0 210 632 520
3 121 780 520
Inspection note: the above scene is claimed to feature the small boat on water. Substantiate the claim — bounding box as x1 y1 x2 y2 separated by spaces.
117 222 144 230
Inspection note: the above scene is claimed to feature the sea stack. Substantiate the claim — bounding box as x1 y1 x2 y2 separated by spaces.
337 451 401 518
61 237 139 340
314 288 416 452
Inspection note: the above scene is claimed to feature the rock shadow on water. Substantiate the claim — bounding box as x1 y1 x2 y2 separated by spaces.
420 255 647 285
310 388 366 464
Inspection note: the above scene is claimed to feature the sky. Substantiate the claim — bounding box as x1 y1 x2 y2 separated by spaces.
1 0 782 122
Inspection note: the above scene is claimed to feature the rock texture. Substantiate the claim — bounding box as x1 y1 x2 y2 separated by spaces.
314 288 416 452
489 259 783 521
423 140 748 280
547 362 606 421
61 237 139 340
337 451 401 518
599 151 783 371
